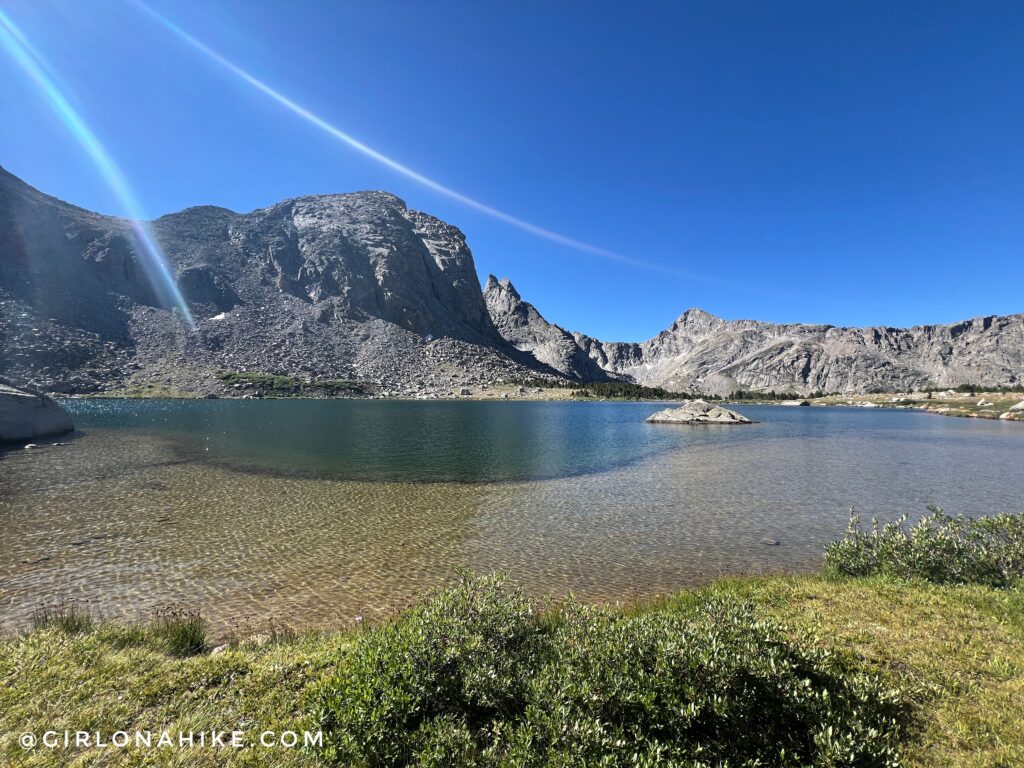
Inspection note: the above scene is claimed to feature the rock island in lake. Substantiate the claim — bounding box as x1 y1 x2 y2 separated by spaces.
646 400 753 425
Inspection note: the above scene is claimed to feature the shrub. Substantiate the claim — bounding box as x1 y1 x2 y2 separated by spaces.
518 600 902 768
315 573 544 765
825 507 1024 587
149 606 207 657
314 575 903 767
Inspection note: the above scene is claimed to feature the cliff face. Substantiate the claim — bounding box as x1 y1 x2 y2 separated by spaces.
0 166 548 395
2 166 1021 397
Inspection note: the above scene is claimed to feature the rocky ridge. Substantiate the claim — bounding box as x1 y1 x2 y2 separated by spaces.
1 165 1021 397
487 283 1023 395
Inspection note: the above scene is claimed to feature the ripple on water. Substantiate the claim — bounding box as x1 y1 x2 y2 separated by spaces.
1 402 1022 635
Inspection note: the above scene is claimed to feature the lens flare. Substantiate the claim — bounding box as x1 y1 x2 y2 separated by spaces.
0 9 194 326
131 1 690 277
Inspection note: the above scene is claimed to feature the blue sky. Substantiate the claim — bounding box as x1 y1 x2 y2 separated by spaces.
2 0 1022 341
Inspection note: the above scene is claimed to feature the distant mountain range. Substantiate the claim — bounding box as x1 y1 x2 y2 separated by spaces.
1 165 1021 396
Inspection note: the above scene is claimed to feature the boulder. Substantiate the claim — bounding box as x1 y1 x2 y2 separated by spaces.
1010 400 1024 411
0 379 74 443
646 400 753 425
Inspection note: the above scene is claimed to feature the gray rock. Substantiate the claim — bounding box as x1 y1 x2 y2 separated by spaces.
0 379 74 442
1010 400 1024 411
483 276 618 382
645 400 753 425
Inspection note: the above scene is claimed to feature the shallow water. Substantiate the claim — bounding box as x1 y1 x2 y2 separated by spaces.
1 400 1022 634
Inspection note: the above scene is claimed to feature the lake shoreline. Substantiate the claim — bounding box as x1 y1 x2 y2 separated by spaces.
56 388 1024 422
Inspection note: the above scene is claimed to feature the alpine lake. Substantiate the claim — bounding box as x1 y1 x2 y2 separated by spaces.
2 399 1022 634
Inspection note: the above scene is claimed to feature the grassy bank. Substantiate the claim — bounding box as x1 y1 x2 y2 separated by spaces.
2 514 1023 766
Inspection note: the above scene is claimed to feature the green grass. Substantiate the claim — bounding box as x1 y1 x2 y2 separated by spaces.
2 577 1022 766
687 576 1024 768
516 376 703 400
3 516 1024 766
30 599 94 635
149 606 208 658
812 391 1024 420
0 623 347 767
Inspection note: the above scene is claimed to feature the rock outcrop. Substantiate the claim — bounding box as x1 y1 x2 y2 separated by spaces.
0 379 73 442
483 276 616 381
645 400 753 424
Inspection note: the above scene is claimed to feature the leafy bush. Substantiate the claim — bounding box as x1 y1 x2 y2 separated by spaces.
825 507 1024 587
315 574 543 765
314 574 903 767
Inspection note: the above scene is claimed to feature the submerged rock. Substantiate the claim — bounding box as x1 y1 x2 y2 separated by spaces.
646 400 753 425
0 379 74 443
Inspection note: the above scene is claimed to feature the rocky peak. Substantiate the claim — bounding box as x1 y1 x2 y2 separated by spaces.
0 167 538 394
484 274 520 298
484 277 525 321
670 307 724 333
